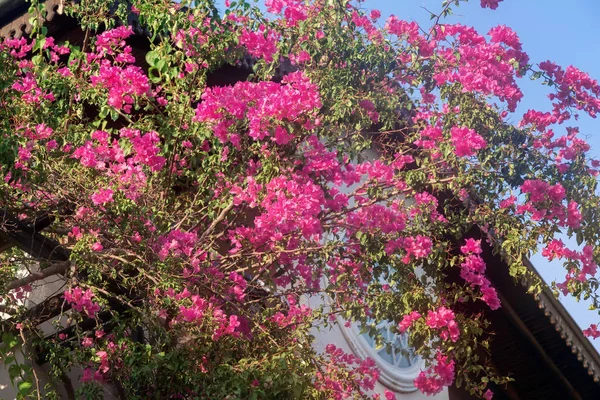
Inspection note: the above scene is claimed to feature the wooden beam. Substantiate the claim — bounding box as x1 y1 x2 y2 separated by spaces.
5 261 70 291
0 209 68 261
0 235 14 253
497 291 583 400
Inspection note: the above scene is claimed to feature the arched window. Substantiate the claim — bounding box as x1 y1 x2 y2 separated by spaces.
361 320 419 369
338 313 422 392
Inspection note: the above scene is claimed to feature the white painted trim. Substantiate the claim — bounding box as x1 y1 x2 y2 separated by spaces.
336 316 423 393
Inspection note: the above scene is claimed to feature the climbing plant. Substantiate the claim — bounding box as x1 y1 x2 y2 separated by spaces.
0 0 599 398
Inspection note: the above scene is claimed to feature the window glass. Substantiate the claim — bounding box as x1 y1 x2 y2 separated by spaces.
360 320 418 369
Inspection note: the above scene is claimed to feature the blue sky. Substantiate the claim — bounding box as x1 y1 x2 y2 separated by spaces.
212 0 600 349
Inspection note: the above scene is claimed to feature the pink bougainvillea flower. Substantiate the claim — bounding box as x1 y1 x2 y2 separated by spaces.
91 188 114 205
480 0 503 10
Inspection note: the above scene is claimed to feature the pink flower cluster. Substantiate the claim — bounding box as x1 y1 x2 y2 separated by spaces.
520 180 565 203
358 99 380 123
90 64 150 113
173 27 209 59
583 324 600 339
520 110 557 132
527 126 592 174
81 339 124 384
85 27 151 113
351 11 384 43
91 188 114 205
459 239 501 310
425 306 460 342
171 291 241 341
480 0 503 10
411 192 448 224
212 311 242 341
265 0 308 26
270 301 312 329
414 125 443 150
230 173 325 257
4 37 66 104
93 26 135 62
539 61 600 121
302 135 360 187
155 229 199 261
64 287 101 317
385 235 433 264
121 129 166 172
517 180 582 229
81 349 110 383
228 272 247 302
433 24 527 111
1 36 32 58
450 126 487 157
195 71 321 146
72 128 165 202
12 72 55 105
239 26 280 63
398 311 421 333
346 203 406 239
21 123 53 141
414 351 455 396
354 155 413 189
73 130 124 169
386 16 433 57
541 240 597 283
14 144 32 171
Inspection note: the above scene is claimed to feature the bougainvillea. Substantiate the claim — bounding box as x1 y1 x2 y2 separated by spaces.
0 0 599 399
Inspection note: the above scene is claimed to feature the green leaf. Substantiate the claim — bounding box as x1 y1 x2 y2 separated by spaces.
148 67 162 83
145 50 159 67
2 333 18 349
9 365 21 381
18 380 32 395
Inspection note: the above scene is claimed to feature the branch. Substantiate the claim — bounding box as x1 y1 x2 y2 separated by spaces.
5 261 70 291
198 202 234 242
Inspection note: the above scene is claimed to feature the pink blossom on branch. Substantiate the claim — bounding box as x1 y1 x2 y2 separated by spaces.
480 0 503 10
433 23 526 111
91 188 114 205
239 26 280 63
459 239 501 310
399 311 421 333
194 71 321 146
64 287 101 317
450 126 487 157
414 351 455 395
584 324 600 339
91 242 103 252
426 306 460 342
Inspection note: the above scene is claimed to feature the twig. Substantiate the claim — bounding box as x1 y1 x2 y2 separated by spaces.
197 202 234 242
18 330 42 400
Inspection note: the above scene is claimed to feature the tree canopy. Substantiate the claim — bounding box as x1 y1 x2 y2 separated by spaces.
1 0 599 398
